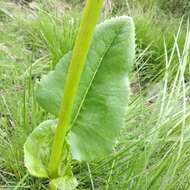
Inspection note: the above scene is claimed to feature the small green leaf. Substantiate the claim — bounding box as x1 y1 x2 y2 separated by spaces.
24 120 74 178
49 176 78 190
37 16 135 161
24 120 57 178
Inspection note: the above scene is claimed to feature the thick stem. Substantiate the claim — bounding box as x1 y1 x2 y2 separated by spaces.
48 0 104 178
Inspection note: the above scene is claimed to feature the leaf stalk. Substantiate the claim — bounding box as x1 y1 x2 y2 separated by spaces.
48 0 104 178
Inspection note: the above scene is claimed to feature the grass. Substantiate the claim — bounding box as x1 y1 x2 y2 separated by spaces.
100 0 189 84
126 1 189 84
0 0 190 189
20 9 79 67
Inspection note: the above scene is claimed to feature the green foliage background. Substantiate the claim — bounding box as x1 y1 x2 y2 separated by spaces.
0 0 190 189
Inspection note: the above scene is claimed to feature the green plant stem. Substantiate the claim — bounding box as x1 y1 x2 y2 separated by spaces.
48 0 104 178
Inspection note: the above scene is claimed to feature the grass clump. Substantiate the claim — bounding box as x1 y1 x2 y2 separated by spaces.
20 10 79 67
158 0 190 17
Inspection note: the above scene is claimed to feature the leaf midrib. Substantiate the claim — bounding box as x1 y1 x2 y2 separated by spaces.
71 28 123 127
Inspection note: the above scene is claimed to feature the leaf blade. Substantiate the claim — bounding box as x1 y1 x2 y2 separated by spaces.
36 16 135 161
49 176 78 190
69 16 135 160
24 120 57 178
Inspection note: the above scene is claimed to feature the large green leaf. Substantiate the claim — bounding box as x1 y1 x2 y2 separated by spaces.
37 16 135 161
